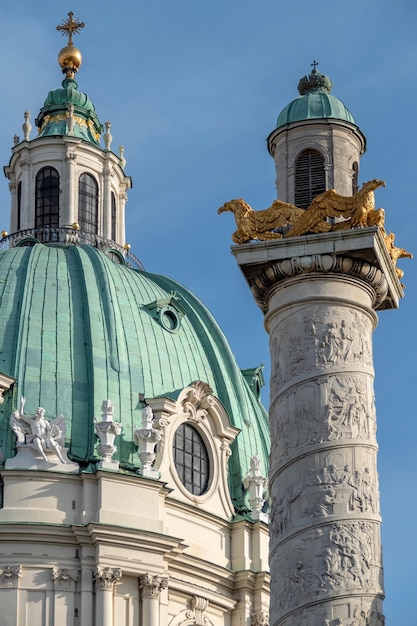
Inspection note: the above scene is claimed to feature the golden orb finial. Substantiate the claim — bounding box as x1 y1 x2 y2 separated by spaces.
56 12 85 79
124 243 131 251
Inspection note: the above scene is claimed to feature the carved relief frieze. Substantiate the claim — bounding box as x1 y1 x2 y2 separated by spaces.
270 382 323 460
323 604 385 626
51 567 79 590
271 372 374 465
0 564 22 588
270 481 303 536
271 450 379 540
326 375 371 442
274 521 380 613
270 308 373 393
139 573 168 598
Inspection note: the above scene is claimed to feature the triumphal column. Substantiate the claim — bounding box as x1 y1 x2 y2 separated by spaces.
220 184 410 625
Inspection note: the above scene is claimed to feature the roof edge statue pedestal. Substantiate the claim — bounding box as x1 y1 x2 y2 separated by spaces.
222 181 409 625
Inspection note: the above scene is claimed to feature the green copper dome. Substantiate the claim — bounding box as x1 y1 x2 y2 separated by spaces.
0 243 269 512
276 67 356 128
35 78 102 145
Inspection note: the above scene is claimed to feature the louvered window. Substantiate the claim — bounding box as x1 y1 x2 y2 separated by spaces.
295 149 326 208
79 173 98 234
35 167 60 227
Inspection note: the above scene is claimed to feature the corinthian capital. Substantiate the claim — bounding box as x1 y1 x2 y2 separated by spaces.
93 566 121 590
139 573 168 598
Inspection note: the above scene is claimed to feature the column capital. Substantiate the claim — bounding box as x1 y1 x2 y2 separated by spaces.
93 566 121 591
0 564 22 588
51 567 79 591
139 573 168 598
232 228 403 313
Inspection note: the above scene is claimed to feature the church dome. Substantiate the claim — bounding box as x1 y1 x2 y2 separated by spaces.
276 67 357 128
0 242 269 512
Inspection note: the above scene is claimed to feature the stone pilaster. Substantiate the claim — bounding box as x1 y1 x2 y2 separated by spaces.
232 228 402 626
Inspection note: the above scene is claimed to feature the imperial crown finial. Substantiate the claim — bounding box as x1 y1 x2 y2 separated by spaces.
298 63 332 95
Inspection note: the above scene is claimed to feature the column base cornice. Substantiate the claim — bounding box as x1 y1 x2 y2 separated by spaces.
231 228 403 313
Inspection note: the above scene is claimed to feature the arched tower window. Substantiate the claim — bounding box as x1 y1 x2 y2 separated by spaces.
79 173 98 234
111 192 117 241
295 149 326 209
352 161 359 195
17 181 22 231
35 167 60 228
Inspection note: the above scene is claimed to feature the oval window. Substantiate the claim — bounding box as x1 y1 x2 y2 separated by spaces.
173 423 209 496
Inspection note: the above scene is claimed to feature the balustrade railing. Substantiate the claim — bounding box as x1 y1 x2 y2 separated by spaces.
0 226 144 270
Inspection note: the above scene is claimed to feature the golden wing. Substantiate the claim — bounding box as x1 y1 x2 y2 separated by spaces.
285 190 352 238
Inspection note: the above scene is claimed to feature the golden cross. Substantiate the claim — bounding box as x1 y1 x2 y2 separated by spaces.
56 12 85 46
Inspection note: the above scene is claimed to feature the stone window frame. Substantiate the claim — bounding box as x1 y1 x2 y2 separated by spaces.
148 382 239 515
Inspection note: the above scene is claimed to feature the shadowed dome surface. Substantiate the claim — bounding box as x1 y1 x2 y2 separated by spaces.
0 243 269 511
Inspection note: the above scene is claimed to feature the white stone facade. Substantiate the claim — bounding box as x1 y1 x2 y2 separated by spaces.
0 383 270 626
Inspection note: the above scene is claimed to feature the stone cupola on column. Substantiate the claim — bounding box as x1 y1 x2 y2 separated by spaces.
3 12 132 250
267 63 366 206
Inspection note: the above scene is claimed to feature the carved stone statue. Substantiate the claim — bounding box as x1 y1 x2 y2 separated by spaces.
10 396 66 463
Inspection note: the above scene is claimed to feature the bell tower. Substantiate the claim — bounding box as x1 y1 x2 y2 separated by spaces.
267 63 366 206
4 12 132 250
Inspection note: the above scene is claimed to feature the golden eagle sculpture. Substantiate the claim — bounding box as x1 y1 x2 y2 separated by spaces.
218 179 412 280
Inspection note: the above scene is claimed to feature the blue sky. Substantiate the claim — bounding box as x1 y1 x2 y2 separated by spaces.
0 1 415 621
